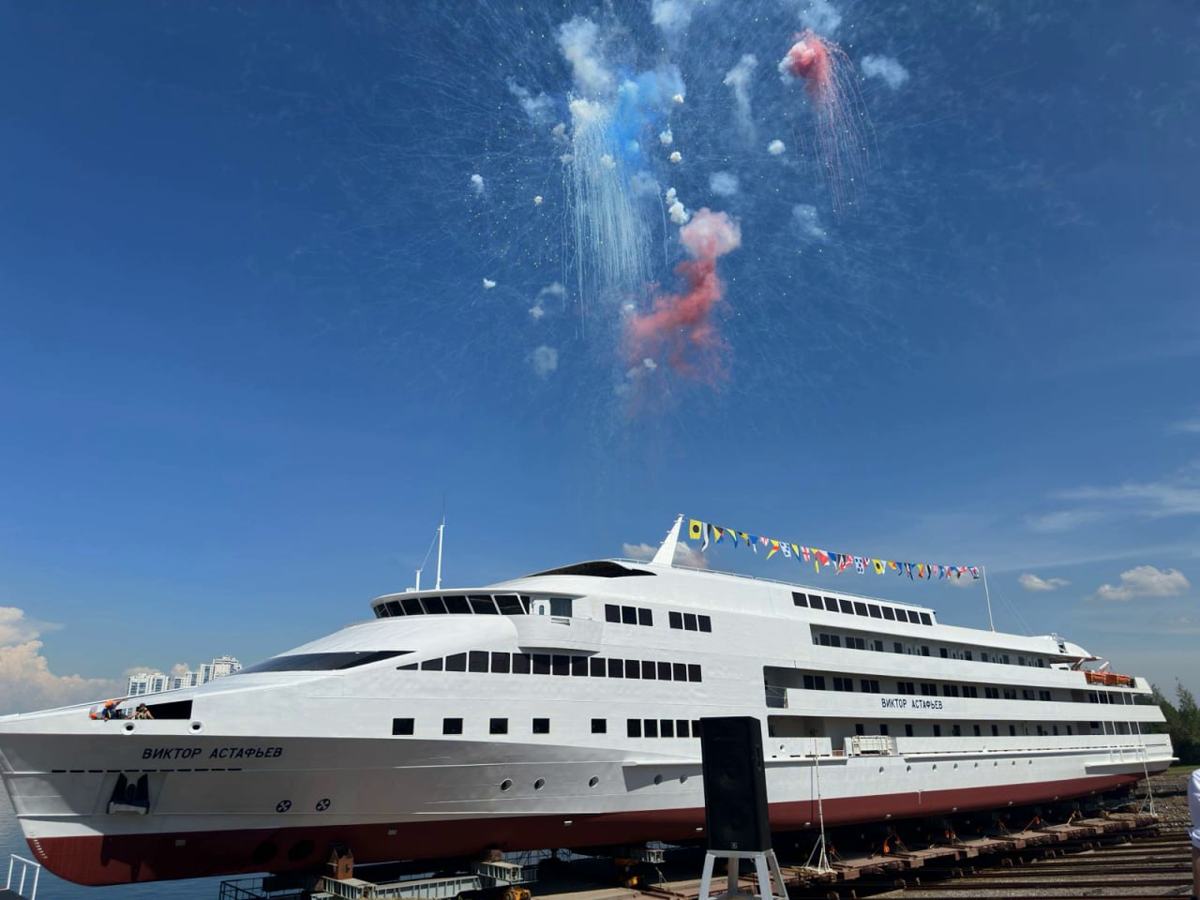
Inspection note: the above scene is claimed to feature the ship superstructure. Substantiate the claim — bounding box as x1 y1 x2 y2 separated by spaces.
0 523 1173 885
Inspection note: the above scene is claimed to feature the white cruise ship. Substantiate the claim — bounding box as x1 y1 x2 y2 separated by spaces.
0 520 1173 886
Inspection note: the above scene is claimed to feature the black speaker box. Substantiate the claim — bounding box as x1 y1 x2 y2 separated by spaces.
699 716 772 852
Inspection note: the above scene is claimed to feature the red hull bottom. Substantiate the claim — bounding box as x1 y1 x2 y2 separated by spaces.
27 774 1137 886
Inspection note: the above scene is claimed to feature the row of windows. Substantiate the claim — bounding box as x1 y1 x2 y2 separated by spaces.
797 673 1089 705
605 604 654 626
393 716 703 738
813 628 1049 669
668 611 712 632
794 592 933 626
398 651 701 682
376 593 534 618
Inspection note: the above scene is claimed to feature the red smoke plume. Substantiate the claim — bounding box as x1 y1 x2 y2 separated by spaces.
780 30 833 101
627 208 741 379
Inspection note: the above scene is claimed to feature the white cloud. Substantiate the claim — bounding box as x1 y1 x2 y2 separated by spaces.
861 55 910 89
1018 573 1070 592
482 278 496 290
797 0 842 34
530 345 558 377
557 17 613 96
1053 474 1200 521
767 139 785 156
1168 418 1200 435
722 54 758 141
470 173 484 195
506 79 555 124
621 542 709 569
665 187 689 225
529 282 565 320
0 607 120 715
792 203 828 241
709 171 739 197
1026 508 1107 533
1094 565 1190 602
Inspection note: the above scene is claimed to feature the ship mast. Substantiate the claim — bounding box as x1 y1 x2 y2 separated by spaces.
651 514 684 566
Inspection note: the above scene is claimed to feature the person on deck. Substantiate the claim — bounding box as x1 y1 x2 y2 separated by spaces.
1190 767 1200 900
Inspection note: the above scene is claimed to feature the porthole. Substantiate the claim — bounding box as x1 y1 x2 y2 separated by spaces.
533 778 545 791
500 779 513 792
123 722 135 733
190 721 203 732
653 774 663 785
251 841 278 865
588 776 599 788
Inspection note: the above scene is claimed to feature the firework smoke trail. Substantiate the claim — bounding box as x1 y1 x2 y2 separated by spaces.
565 97 654 320
779 30 872 211
626 208 742 381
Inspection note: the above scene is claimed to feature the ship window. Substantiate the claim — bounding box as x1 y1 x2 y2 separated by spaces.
792 592 808 607
855 723 865 735
550 597 573 617
918 613 932 625
513 653 531 675
490 718 508 735
491 652 511 674
590 657 606 677
628 719 642 738
906 610 921 623
921 683 937 696
392 718 414 736
638 608 653 626
687 664 702 682
443 718 463 735
552 655 570 676
240 651 412 674
940 648 949 658
933 724 941 737
422 596 448 615
920 646 930 657
852 602 867 616
1023 689 1035 701
833 676 853 692
495 594 525 615
398 662 418 670
943 684 959 697
985 687 999 699
872 640 884 652
468 652 488 673
641 660 657 679
879 724 889 735
644 720 659 738
445 653 467 672
894 642 903 654
444 595 470 614
469 595 498 615
973 724 981 736
592 718 607 734
532 718 550 734
669 611 683 628
571 656 588 676
531 561 655 578
673 663 687 681
532 654 551 675
839 599 854 614
882 607 896 621
951 724 962 737
381 601 400 616
605 604 620 623
608 659 624 678
658 661 672 680
421 658 443 671
897 681 914 694
1010 725 1017 735
625 659 640 679
661 720 675 738
963 686 978 698
905 724 914 737
621 606 637 625
861 679 881 694
401 596 425 615
699 615 712 632
684 613 698 631
821 597 836 612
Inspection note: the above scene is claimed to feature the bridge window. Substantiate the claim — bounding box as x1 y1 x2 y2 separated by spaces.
392 718 414 736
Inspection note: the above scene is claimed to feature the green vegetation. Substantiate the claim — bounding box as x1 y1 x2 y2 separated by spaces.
1152 681 1200 765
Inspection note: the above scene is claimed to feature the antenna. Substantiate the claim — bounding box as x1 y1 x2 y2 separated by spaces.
434 515 445 590
982 565 996 632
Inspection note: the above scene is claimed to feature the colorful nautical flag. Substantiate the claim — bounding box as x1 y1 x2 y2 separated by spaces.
688 519 703 540
766 540 780 559
872 558 885 574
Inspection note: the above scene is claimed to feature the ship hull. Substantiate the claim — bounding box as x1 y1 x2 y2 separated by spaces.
21 773 1140 885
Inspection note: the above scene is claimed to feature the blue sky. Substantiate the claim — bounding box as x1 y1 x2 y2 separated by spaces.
1 1 1198 711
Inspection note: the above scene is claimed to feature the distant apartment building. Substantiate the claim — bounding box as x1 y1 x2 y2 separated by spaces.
126 655 242 697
